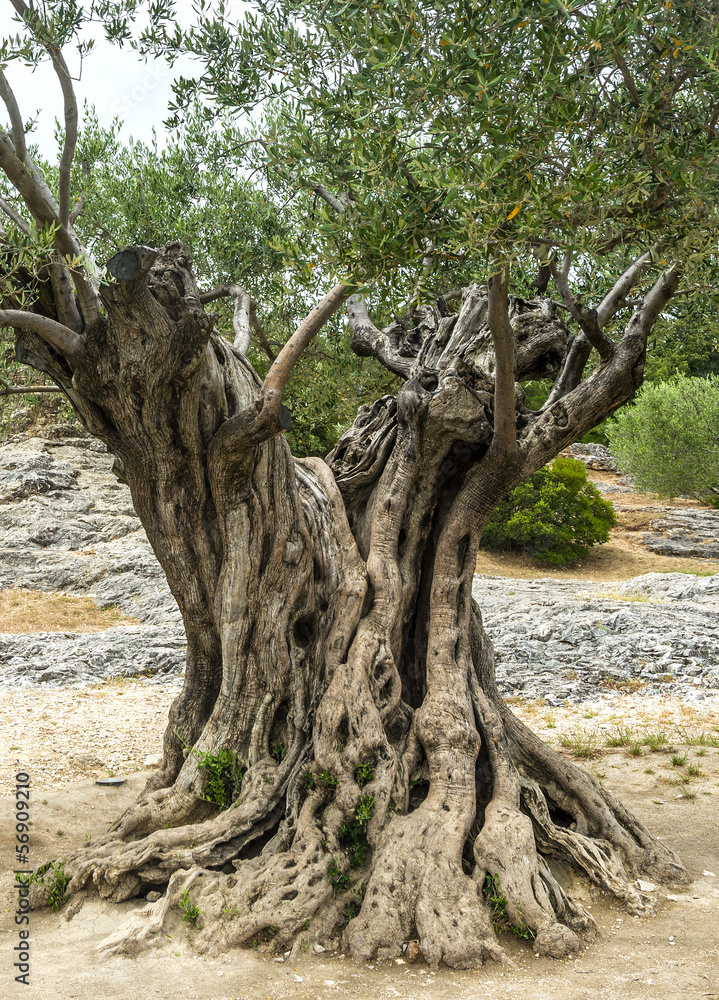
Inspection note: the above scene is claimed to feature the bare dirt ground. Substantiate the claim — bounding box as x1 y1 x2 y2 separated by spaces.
1 751 718 1000
1 469 718 998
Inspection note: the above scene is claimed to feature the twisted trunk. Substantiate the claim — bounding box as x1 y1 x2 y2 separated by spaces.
20 244 687 968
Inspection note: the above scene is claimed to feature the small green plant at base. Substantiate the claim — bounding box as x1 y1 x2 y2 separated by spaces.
482 875 535 941
270 740 286 763
696 748 707 757
320 770 339 788
19 860 69 912
304 772 317 790
179 889 202 926
355 761 374 786
682 731 719 747
192 746 244 809
671 753 688 767
329 858 350 895
682 790 697 801
339 795 375 868
627 743 643 757
686 763 702 777
343 882 366 924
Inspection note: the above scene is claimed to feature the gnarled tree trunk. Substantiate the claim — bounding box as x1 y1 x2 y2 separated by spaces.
13 244 687 969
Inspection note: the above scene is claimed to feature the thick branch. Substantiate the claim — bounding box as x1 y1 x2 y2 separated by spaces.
487 263 516 454
0 308 82 360
347 295 414 378
596 246 658 327
9 0 78 228
550 262 614 360
0 68 27 163
229 285 251 353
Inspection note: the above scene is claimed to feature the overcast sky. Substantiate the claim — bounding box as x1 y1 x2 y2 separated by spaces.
0 1 229 160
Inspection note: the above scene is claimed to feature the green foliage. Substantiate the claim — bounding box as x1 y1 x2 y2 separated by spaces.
480 457 616 565
607 376 719 500
328 858 350 895
338 794 375 869
355 762 374 787
19 860 69 913
270 740 286 763
319 770 339 788
179 889 202 926
343 882 366 924
482 875 535 941
192 747 244 809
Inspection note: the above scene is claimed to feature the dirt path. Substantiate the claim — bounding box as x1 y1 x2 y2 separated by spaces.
1 747 718 1000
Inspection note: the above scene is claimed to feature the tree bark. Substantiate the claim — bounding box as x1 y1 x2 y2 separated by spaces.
21 245 688 968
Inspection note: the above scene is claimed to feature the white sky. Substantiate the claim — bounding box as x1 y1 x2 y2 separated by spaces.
0 1 233 160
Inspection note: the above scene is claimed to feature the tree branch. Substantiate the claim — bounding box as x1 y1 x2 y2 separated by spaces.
614 49 641 106
0 308 82 360
0 195 30 234
596 245 658 327
199 284 276 361
213 283 351 451
9 0 79 228
487 262 516 455
229 284 251 354
550 261 615 360
347 295 414 378
0 375 61 396
0 68 27 163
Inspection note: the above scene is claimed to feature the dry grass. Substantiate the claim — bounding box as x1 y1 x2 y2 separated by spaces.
0 589 137 633
475 538 719 581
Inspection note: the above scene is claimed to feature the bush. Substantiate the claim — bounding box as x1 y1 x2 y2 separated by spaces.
607 376 719 501
480 457 616 565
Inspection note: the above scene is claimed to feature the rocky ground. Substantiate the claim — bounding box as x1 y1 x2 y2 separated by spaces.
1 431 718 706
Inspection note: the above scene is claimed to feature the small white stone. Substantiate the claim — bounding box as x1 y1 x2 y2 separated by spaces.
395 958 405 964
273 957 284 963
702 871 716 877
637 880 656 892
666 895 679 901
313 944 326 953
293 974 303 983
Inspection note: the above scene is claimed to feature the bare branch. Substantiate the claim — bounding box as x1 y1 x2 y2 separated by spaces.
249 298 276 361
199 284 276 361
228 284 251 354
596 245 658 327
9 0 79 228
0 194 30 234
550 261 615 360
307 181 347 215
630 264 682 336
0 68 27 163
614 49 642 106
262 283 351 403
543 333 593 408
0 308 82 359
0 375 61 396
487 262 516 455
69 158 91 224
347 295 414 378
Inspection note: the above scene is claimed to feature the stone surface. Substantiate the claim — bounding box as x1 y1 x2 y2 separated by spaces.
640 509 719 559
474 572 719 705
563 442 618 472
1 432 718 702
0 432 184 687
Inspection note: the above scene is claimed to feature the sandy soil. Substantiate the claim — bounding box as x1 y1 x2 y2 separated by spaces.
1 753 718 1000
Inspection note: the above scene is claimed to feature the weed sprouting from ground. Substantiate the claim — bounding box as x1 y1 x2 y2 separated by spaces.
18 860 69 912
179 889 202 925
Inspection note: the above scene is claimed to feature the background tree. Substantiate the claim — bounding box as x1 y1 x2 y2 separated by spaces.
2 0 717 969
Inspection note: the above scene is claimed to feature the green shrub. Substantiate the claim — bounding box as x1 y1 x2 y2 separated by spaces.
480 457 616 565
607 376 719 501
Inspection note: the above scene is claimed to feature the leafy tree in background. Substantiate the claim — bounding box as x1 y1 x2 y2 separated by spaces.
608 375 719 500
481 457 616 565
1 0 716 968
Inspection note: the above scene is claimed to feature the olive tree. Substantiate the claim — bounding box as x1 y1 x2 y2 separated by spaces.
1 0 717 969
